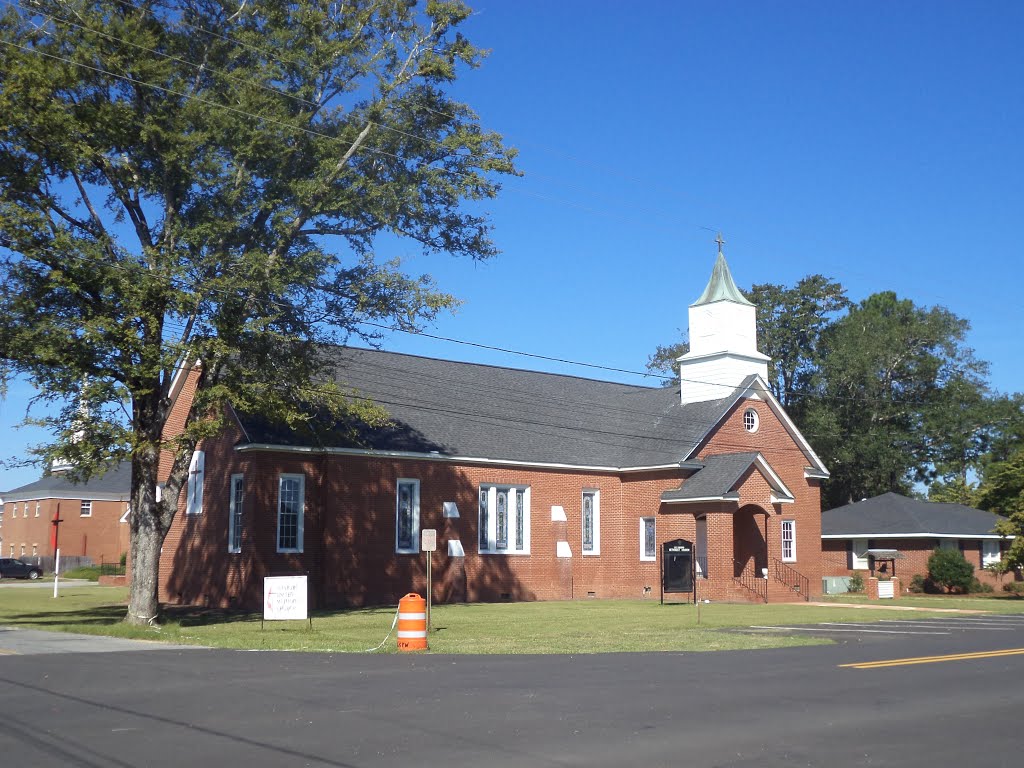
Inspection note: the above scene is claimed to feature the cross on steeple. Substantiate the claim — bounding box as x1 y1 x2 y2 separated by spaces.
714 232 726 254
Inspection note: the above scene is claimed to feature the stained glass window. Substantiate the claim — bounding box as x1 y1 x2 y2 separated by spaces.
395 480 420 553
644 518 655 559
582 493 594 552
515 491 524 551
479 488 489 550
496 489 508 550
229 475 244 553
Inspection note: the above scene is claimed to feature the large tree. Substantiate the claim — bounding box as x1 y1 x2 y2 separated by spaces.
0 0 516 623
803 292 989 508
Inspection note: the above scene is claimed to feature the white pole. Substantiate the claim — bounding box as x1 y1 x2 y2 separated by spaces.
52 548 61 598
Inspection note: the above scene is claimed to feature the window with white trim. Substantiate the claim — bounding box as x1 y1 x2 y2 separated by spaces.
80 500 93 517
186 450 205 515
851 538 869 569
35 502 40 517
276 474 304 553
982 540 1002 567
228 474 244 554
640 517 656 561
478 485 530 554
582 490 600 555
395 479 421 554
743 408 759 432
781 519 796 562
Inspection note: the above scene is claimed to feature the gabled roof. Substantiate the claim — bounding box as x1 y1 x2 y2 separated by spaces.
678 374 829 478
661 452 795 504
822 492 1008 539
3 461 131 502
236 347 743 470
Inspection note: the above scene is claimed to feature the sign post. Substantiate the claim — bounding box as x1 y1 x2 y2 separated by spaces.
421 528 437 631
51 508 64 599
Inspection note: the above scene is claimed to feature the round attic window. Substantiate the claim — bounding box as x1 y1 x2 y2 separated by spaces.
743 408 759 433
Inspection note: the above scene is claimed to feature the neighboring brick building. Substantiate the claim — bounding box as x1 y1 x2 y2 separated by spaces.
158 249 830 609
1 462 130 566
822 492 1015 590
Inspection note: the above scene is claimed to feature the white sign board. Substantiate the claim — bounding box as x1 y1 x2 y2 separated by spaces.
421 528 437 552
263 575 308 621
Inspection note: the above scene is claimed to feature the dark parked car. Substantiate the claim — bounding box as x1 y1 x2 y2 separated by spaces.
0 558 43 580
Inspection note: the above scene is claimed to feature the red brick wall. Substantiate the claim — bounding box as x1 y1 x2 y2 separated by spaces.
157 391 827 609
823 538 1011 591
2 497 127 564
698 396 824 598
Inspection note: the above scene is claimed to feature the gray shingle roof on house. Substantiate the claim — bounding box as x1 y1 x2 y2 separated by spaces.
661 452 761 501
821 492 1007 538
3 461 131 501
237 347 740 468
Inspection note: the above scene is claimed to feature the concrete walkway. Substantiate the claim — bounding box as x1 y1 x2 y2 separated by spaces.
0 626 204 655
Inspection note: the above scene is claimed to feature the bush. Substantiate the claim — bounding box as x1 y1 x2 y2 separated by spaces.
927 548 975 593
1003 581 1024 595
848 572 865 593
969 578 994 594
908 574 926 593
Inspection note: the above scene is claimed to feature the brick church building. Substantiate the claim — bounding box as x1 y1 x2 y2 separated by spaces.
158 248 829 609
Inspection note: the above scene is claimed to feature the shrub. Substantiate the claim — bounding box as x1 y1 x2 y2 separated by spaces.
969 578 994 594
908 574 926 593
927 548 975 593
1003 581 1024 595
848 572 865 593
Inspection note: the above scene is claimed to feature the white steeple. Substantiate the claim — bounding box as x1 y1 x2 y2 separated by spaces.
678 236 769 404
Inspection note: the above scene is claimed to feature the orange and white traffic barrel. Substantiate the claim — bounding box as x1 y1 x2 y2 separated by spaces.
397 593 427 651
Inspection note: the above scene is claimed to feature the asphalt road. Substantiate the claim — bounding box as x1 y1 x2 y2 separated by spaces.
1 618 1023 767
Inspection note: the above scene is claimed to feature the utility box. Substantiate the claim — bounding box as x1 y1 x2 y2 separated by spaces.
822 576 852 595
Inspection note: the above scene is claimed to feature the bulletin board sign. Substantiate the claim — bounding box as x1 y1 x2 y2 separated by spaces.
263 575 310 628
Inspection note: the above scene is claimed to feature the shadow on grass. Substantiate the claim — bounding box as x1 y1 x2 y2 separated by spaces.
6 604 128 627
163 603 400 628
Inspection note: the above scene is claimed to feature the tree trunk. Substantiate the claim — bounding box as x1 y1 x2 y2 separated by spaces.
126 449 163 625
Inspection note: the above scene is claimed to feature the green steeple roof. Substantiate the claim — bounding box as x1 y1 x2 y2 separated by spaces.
691 251 753 306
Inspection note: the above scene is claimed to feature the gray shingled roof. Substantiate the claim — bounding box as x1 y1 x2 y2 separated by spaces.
237 347 738 468
3 461 131 501
661 452 761 501
822 492 1007 538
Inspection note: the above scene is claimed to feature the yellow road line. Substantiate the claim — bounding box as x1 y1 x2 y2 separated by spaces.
842 647 1024 669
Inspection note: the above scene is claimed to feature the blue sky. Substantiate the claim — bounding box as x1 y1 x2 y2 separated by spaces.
2 0 1022 491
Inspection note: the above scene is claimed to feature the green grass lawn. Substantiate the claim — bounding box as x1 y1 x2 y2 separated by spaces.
2 587 1022 654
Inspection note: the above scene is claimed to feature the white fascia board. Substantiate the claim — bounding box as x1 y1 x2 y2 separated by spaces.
752 454 795 501
804 468 830 480
227 403 252 444
822 533 1012 540
166 357 199 410
770 495 795 505
236 443 689 475
662 494 740 505
678 349 771 364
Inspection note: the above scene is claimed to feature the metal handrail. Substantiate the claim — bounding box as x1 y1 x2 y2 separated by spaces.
733 558 768 602
771 557 810 601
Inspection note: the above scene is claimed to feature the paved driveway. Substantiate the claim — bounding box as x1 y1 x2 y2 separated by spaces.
1 619 1024 767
